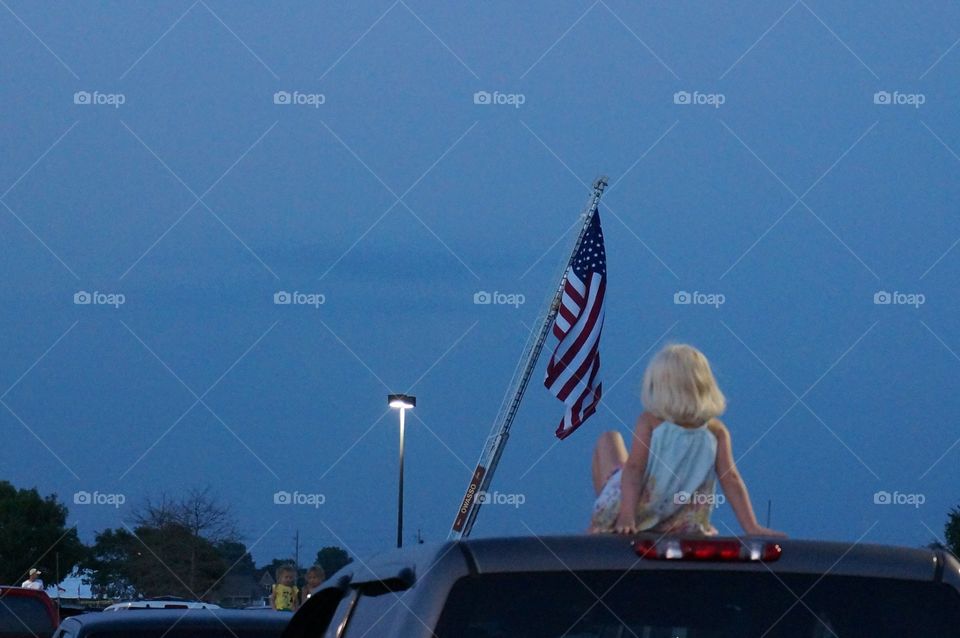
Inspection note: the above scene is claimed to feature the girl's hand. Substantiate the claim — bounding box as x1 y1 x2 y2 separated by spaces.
745 524 787 538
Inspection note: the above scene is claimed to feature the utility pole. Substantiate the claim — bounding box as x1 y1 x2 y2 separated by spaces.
293 530 300 571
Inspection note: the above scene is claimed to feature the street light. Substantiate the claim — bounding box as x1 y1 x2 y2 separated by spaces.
388 393 416 548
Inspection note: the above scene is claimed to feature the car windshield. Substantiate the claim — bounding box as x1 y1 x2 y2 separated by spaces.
0 595 55 638
433 570 960 637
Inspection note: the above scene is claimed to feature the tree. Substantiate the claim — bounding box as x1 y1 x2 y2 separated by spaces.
215 540 256 577
315 546 352 577
88 522 227 599
86 490 239 599
136 488 237 544
132 524 225 597
0 481 86 585
945 506 960 557
86 528 138 599
134 489 236 594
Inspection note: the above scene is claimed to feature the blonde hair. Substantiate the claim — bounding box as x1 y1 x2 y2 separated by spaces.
641 344 726 425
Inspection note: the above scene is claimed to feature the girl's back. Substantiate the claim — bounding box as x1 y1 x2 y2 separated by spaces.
592 420 719 534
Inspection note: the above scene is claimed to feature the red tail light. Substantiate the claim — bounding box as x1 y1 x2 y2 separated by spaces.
633 540 658 558
632 538 782 562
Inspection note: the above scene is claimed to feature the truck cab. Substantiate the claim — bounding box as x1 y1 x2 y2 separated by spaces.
283 533 960 637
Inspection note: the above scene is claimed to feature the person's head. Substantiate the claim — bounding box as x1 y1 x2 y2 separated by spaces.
276 565 296 586
641 344 726 425
305 566 325 587
27 568 40 581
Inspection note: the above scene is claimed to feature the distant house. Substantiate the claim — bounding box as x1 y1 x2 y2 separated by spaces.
214 572 264 608
258 570 275 592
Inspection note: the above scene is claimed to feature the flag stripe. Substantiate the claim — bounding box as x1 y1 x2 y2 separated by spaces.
565 280 585 305
558 338 601 400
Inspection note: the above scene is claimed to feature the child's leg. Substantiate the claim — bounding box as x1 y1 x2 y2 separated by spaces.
592 430 628 496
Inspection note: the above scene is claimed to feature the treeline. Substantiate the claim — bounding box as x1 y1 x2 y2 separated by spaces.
0 481 351 601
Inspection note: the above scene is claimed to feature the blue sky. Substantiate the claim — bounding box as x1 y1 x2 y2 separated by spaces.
2 1 959 567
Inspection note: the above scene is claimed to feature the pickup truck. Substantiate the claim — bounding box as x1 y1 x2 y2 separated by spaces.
0 587 59 638
283 533 960 637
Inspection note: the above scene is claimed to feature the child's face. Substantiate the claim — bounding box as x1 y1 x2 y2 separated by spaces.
306 573 321 586
280 572 295 586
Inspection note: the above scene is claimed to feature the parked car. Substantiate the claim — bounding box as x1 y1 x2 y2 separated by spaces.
55 609 288 638
0 587 59 638
103 599 220 611
282 533 960 637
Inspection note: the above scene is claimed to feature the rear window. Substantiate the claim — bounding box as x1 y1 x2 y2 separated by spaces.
434 570 960 637
0 595 55 638
87 629 284 638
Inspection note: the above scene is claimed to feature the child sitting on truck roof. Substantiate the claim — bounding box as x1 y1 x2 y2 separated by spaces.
590 343 785 537
270 564 299 612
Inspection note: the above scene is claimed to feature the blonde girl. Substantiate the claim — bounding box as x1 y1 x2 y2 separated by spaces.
590 344 785 537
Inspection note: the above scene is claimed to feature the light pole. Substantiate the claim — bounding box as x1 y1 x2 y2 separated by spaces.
388 393 416 548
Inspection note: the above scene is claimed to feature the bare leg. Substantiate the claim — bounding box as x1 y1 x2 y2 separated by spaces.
592 430 628 495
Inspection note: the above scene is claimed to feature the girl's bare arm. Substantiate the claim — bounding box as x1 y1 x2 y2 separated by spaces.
711 419 785 537
615 413 658 533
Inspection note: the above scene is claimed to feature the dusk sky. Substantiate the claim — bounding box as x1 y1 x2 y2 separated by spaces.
2 1 960 567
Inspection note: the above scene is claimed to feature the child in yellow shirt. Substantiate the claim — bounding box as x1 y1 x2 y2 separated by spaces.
270 565 299 612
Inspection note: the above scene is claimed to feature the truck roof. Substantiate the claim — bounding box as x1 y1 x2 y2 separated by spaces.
59 609 289 631
329 534 960 592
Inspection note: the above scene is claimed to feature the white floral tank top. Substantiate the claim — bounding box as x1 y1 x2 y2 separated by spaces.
591 421 719 534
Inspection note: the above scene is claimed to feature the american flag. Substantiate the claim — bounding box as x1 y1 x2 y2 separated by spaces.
544 211 606 439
